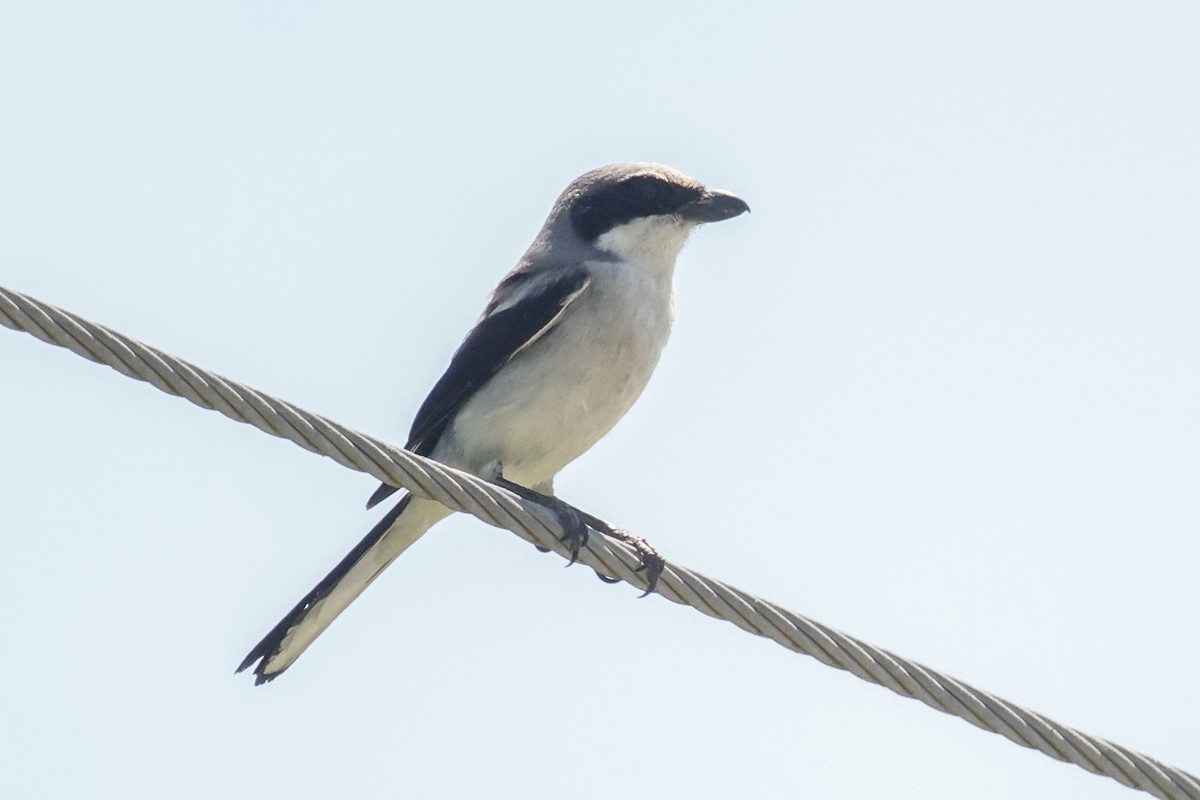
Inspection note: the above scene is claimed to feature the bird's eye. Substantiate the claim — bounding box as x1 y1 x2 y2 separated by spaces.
628 178 671 205
637 181 661 199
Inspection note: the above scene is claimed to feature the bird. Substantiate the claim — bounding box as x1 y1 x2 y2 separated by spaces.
237 163 749 684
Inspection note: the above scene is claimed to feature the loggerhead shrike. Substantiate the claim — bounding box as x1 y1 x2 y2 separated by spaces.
237 163 749 683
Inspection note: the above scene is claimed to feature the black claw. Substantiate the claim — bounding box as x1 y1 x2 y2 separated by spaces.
561 522 589 566
542 496 591 566
635 554 665 597
594 570 621 584
605 529 663 597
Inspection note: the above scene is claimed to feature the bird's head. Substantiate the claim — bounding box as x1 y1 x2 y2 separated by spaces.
544 163 749 270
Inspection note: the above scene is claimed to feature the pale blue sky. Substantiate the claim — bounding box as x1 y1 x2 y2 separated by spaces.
2 2 1197 798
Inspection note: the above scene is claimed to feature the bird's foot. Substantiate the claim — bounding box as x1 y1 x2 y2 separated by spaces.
551 501 591 566
572 510 664 596
494 477 589 562
604 528 664 596
493 477 663 594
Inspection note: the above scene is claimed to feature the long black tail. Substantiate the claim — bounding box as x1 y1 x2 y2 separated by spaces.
236 494 412 684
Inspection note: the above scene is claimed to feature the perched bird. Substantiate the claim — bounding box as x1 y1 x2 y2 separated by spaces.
237 163 749 683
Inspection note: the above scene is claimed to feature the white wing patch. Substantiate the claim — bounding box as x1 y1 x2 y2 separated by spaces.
506 278 591 361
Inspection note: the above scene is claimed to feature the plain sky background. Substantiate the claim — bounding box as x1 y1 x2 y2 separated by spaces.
2 2 1197 798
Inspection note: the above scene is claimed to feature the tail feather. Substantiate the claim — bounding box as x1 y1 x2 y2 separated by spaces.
237 494 448 684
365 481 400 509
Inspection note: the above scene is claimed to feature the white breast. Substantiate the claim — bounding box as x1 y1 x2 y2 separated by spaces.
438 256 677 489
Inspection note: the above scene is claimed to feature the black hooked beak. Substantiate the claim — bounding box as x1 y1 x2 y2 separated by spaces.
679 189 750 223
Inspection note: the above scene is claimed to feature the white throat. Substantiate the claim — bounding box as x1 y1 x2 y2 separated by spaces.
594 216 696 275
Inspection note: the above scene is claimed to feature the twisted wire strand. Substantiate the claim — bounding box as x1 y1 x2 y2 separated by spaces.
2 284 1196 800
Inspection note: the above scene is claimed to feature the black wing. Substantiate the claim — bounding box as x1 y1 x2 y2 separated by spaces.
365 267 591 509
